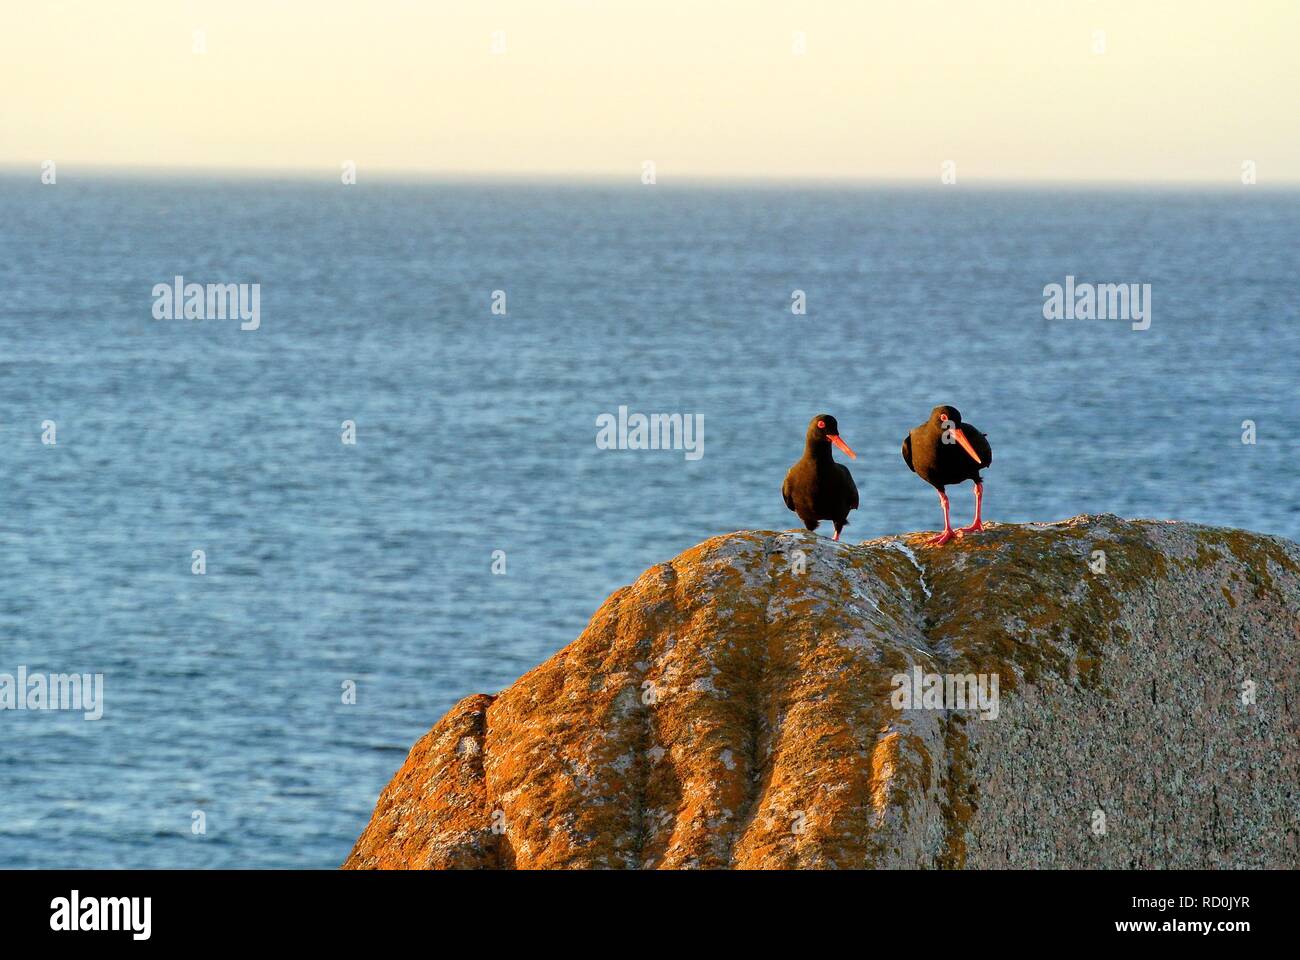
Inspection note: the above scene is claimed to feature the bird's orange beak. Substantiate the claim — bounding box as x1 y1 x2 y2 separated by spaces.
828 434 857 459
952 428 982 464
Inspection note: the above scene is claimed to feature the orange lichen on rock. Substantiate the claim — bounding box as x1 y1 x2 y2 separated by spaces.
344 516 1300 869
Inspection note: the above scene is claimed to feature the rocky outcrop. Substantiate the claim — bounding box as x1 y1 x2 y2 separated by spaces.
343 516 1300 869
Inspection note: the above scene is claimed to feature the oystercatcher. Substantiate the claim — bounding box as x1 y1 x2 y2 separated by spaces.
902 405 992 545
783 414 859 541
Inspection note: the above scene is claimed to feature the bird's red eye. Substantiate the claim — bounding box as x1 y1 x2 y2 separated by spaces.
816 420 825 429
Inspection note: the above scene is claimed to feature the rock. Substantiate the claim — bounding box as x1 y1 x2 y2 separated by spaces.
343 516 1300 869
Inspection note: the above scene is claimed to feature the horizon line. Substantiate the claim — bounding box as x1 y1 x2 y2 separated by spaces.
2 162 1296 191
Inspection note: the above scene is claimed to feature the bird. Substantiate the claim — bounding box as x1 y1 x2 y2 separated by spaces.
782 413 859 541
902 404 992 546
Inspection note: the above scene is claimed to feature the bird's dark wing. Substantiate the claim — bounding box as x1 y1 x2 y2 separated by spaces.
901 433 915 473
781 470 794 511
965 423 993 467
837 463 859 511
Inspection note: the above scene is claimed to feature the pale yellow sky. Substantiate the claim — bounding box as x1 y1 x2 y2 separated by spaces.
3 0 1297 182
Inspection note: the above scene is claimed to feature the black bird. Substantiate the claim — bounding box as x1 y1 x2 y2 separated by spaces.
783 414 859 541
902 405 992 545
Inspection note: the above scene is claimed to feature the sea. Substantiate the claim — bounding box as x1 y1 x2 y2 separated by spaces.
0 173 1296 867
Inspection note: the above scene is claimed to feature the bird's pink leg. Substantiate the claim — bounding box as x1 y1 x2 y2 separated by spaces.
832 528 841 542
957 483 985 536
927 491 954 545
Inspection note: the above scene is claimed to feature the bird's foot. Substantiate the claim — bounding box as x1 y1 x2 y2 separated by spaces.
832 528 841 542
956 519 984 537
926 529 956 546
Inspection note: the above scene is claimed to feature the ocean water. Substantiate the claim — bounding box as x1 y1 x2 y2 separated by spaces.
0 175 1296 868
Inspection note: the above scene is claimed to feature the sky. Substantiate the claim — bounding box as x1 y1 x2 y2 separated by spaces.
2 0 1298 183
